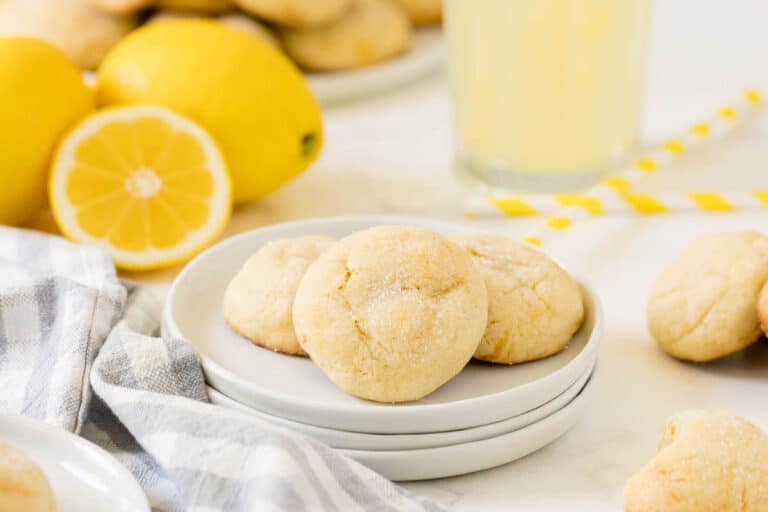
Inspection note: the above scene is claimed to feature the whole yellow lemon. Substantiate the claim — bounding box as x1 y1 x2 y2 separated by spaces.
0 37 92 225
96 20 323 203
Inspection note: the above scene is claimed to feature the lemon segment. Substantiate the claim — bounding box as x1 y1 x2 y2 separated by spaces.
50 105 231 270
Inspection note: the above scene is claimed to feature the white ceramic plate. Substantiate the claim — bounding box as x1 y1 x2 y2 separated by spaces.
306 27 443 104
0 413 149 512
163 215 603 434
343 370 596 481
208 359 594 450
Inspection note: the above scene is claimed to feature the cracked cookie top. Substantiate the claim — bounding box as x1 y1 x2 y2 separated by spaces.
647 231 768 362
292 225 488 403
452 233 584 364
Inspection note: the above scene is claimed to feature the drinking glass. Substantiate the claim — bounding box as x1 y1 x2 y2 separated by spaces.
444 0 653 192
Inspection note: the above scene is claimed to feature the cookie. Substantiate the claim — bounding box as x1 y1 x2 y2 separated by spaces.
0 0 135 69
89 0 231 14
217 12 279 47
280 0 411 71
0 439 56 512
233 0 351 28
389 0 441 25
150 10 280 48
223 236 334 356
292 225 488 403
156 0 233 13
87 0 150 15
624 410 768 512
647 231 768 362
452 233 584 364
756 280 768 335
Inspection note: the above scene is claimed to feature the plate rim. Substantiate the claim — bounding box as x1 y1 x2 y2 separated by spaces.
0 412 150 512
207 359 595 450
164 215 603 431
339 368 596 480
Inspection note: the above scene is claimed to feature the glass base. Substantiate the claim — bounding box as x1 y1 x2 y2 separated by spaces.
454 150 606 194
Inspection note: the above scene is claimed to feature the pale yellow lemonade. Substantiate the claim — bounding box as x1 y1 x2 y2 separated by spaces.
445 0 652 190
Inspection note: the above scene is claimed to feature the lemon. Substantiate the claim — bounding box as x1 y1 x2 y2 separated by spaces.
0 37 92 226
96 19 323 203
49 105 231 270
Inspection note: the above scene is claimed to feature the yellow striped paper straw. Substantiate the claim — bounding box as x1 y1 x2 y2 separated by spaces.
465 88 764 230
470 188 768 219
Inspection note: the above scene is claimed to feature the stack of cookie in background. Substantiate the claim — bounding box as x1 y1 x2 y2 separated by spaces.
0 0 441 71
647 231 768 363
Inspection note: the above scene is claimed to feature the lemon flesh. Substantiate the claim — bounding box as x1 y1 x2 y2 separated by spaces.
50 105 231 270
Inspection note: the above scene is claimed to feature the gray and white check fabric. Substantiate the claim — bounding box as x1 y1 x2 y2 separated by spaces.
0 226 445 512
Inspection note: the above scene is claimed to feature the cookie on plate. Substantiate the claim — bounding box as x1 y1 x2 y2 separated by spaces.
624 410 768 512
223 235 335 356
389 0 441 25
280 0 411 72
86 0 149 15
156 0 233 12
647 231 768 362
89 0 231 14
150 10 279 48
452 233 584 364
756 280 768 335
293 225 488 403
0 0 135 69
233 0 351 28
0 439 56 512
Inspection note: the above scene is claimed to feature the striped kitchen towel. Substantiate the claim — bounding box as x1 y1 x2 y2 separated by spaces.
0 226 443 512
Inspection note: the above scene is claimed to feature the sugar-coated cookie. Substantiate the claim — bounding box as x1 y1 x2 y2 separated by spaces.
217 12 279 47
756 280 768 335
0 439 56 512
0 0 135 69
293 226 488 403
389 0 441 25
452 233 584 364
223 236 335 356
89 0 231 14
87 0 150 15
280 0 411 72
647 231 768 362
156 0 233 13
624 410 768 512
233 0 351 28
150 10 279 48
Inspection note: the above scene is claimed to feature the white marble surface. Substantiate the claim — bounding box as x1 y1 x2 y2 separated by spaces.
130 1 768 509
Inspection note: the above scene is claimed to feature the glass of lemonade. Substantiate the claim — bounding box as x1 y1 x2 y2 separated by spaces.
444 0 653 192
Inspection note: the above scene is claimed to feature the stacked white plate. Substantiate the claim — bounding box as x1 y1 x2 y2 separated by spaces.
163 216 603 481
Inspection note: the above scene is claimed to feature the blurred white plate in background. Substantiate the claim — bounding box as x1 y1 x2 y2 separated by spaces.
0 413 149 512
83 27 443 105
306 27 444 105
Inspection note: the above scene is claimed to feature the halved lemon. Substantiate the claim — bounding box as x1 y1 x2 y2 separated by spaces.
50 105 231 270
